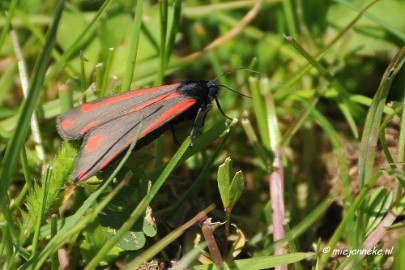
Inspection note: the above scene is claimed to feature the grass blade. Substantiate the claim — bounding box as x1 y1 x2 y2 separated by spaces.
121 0 144 92
0 0 65 209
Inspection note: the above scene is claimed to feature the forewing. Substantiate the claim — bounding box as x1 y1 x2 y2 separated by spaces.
57 84 181 140
74 94 196 181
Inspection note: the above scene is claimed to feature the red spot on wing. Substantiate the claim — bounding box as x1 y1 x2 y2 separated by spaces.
80 84 180 113
61 119 75 131
80 120 101 135
124 91 182 114
84 134 105 152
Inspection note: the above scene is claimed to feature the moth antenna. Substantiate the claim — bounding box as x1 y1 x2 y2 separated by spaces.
213 67 259 98
219 84 251 98
213 67 259 82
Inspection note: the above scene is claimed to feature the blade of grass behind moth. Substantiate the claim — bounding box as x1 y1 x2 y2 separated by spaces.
121 0 144 92
156 0 168 85
99 48 115 97
58 81 74 114
79 51 88 93
282 0 298 37
156 0 182 84
164 0 182 70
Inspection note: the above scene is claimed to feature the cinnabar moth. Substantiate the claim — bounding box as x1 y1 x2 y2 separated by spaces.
57 80 232 182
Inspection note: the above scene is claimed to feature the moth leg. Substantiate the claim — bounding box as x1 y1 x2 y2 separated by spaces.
190 103 213 145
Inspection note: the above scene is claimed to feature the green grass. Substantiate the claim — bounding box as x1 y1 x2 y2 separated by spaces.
1 0 405 269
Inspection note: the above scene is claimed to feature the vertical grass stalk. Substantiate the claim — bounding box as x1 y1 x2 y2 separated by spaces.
121 0 144 92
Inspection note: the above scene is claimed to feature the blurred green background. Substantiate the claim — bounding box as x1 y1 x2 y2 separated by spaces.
1 0 405 269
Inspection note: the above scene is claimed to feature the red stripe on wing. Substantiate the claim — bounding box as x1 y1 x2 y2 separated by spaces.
124 91 182 114
140 99 196 137
80 120 101 135
77 171 90 182
80 84 180 113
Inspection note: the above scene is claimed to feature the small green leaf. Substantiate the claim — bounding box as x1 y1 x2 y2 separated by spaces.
217 157 232 208
228 170 245 208
217 157 245 210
